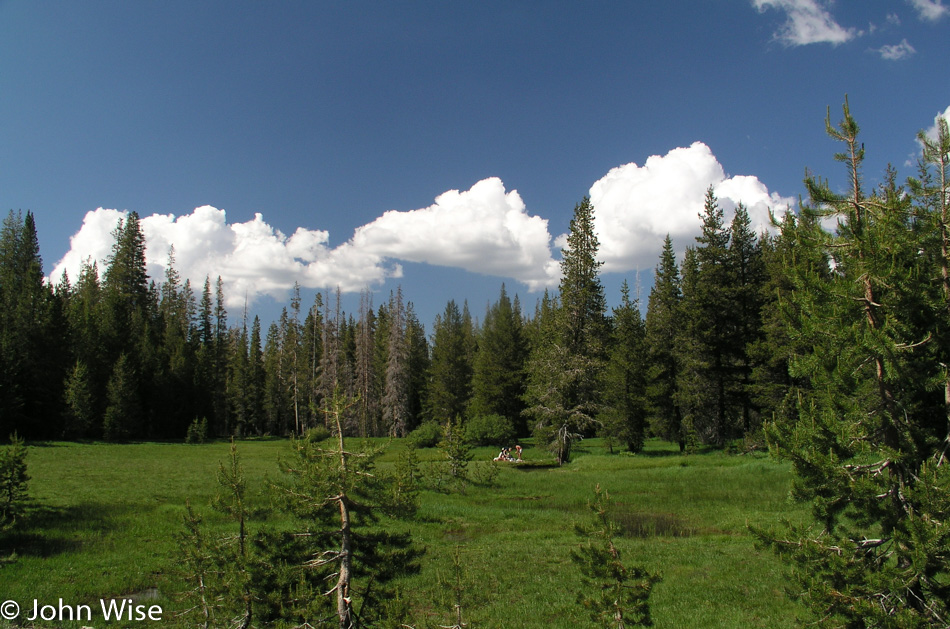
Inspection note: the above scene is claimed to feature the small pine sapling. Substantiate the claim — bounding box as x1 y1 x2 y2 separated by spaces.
0 433 29 529
572 486 661 628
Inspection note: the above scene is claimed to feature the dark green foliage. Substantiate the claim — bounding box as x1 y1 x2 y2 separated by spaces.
185 417 209 444
0 211 65 438
755 99 950 627
102 353 143 441
0 433 29 529
439 415 472 481
62 361 95 439
266 390 423 627
470 284 528 433
601 281 649 453
572 485 661 628
425 299 475 424
465 413 515 446
407 421 442 448
675 193 768 446
524 198 608 464
645 236 685 450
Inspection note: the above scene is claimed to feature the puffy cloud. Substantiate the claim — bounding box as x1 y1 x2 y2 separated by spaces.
350 177 559 291
908 0 948 21
874 39 917 60
49 178 559 306
752 0 858 46
584 142 794 273
50 206 393 307
923 105 950 141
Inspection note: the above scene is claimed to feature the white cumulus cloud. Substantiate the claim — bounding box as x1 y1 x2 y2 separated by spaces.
923 105 950 141
350 177 559 291
50 206 377 307
49 178 559 306
753 0 858 46
583 142 794 273
908 0 949 21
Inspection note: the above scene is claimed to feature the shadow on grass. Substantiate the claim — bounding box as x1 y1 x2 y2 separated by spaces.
1 503 118 558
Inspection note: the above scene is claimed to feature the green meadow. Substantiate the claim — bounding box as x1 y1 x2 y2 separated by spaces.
1 438 808 628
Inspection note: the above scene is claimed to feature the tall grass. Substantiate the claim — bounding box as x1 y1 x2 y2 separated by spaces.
0 438 806 628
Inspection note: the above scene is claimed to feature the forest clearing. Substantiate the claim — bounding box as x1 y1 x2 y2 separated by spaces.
1 437 806 628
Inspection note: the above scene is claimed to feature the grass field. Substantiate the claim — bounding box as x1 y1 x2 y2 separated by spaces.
0 438 809 628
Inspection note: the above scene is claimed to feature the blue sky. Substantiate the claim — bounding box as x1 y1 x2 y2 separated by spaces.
2 0 948 328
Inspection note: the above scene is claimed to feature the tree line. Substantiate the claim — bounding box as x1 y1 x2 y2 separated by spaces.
0 187 776 453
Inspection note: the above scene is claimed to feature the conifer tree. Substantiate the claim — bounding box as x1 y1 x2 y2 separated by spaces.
301 293 325 430
246 316 266 434
524 198 608 463
645 236 684 450
270 389 422 628
470 284 528 434
383 288 410 437
601 281 649 453
354 290 378 437
0 211 63 437
726 203 766 435
405 302 430 432
102 353 143 441
755 100 950 626
62 361 95 439
572 485 661 628
679 188 733 444
0 433 29 529
426 299 475 424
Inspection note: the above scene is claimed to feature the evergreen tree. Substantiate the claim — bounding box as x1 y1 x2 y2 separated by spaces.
601 280 649 453
910 114 950 442
246 316 266 434
470 284 528 434
572 486 661 628
0 211 63 438
383 288 410 437
301 293 325 431
62 361 95 439
354 290 378 437
425 299 475 424
755 100 950 626
645 236 684 450
268 389 422 628
102 353 143 441
263 320 290 435
101 212 150 359
0 433 29 529
524 197 608 464
726 203 767 435
679 188 733 444
405 302 430 433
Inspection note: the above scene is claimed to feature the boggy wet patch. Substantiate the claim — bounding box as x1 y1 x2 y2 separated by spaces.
612 510 695 538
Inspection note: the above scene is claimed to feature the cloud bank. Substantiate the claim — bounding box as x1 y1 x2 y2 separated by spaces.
50 179 560 307
51 147 792 305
